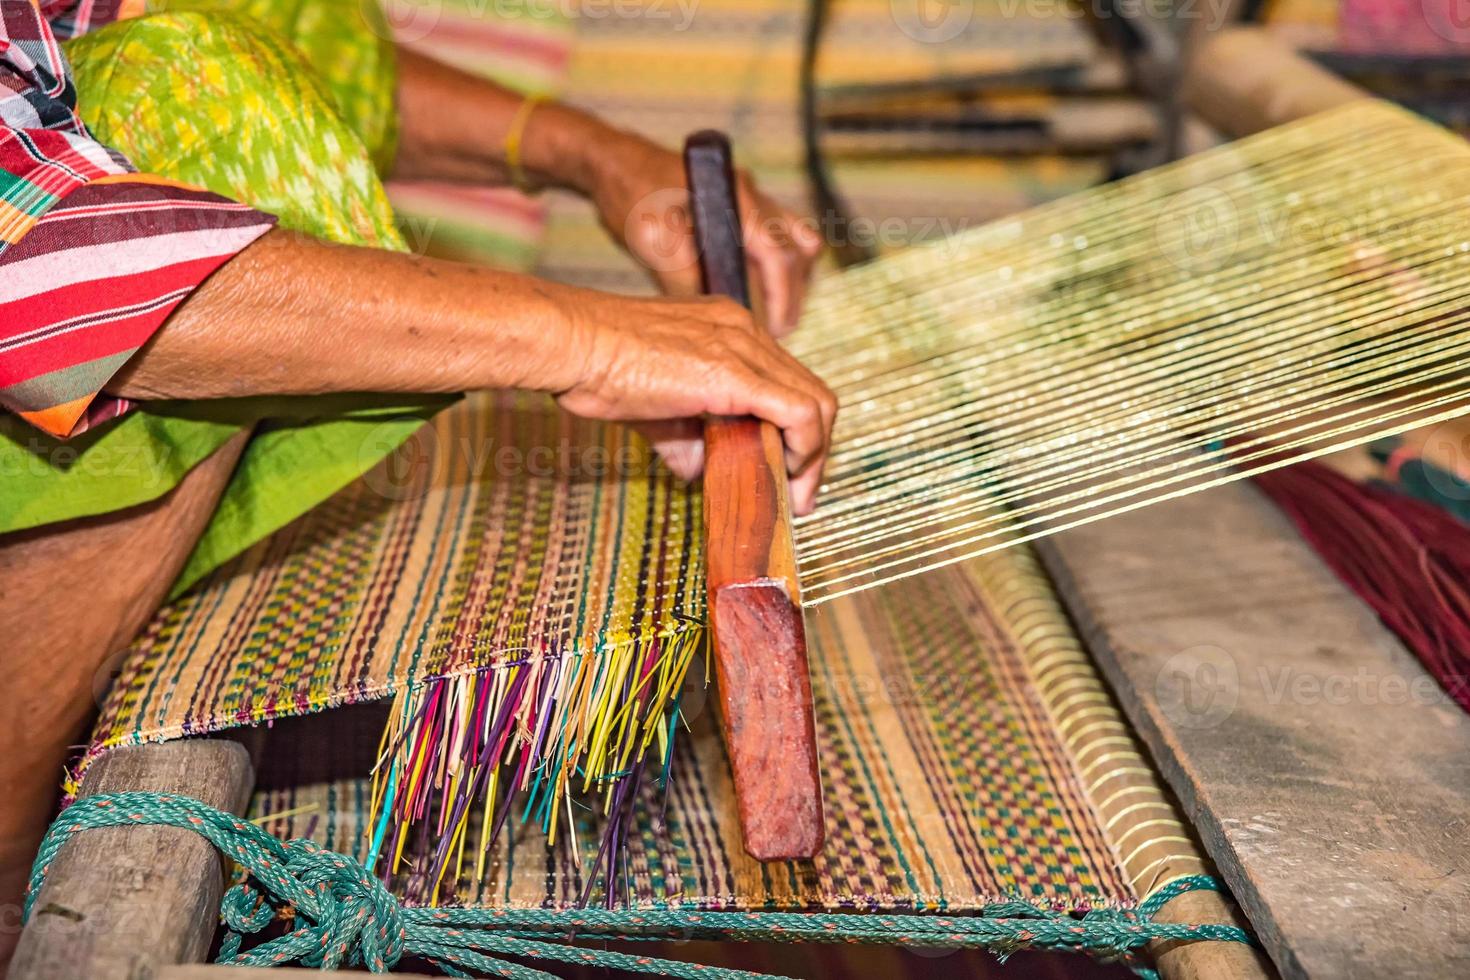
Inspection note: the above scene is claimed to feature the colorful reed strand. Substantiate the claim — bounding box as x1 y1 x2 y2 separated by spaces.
365 626 706 904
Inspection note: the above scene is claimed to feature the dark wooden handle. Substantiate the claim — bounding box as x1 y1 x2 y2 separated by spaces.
684 130 825 860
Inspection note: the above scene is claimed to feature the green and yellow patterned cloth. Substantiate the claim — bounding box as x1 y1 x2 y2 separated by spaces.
0 0 441 592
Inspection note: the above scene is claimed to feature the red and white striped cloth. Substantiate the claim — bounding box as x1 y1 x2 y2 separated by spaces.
0 0 274 438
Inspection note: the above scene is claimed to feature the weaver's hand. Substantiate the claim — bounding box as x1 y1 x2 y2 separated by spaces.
552 289 836 514
586 131 824 337
392 51 822 331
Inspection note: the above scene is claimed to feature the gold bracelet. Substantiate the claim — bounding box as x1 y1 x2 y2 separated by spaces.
504 93 547 194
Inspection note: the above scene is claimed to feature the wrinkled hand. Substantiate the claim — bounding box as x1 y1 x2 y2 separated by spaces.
586 132 823 337
552 288 836 514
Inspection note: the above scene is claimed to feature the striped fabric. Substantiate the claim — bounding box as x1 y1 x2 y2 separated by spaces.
84 383 1219 914
85 392 702 792
0 0 275 438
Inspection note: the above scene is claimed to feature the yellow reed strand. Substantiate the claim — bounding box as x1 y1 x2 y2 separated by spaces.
965 542 1209 896
249 803 319 826
474 766 499 887
390 816 411 875
363 695 401 851
582 638 634 791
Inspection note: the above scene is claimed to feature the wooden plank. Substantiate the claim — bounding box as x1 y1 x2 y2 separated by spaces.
684 131 824 861
1037 481 1470 980
11 740 254 980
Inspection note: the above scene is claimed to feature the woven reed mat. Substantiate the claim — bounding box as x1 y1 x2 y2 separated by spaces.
241 540 1202 912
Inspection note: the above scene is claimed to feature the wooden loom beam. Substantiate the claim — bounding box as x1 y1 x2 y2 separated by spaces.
1039 480 1470 979
683 131 825 860
10 739 256 980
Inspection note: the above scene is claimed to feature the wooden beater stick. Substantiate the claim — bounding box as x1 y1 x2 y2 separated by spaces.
683 131 825 860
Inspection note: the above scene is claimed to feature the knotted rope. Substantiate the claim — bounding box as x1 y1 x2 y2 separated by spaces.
25 792 1252 978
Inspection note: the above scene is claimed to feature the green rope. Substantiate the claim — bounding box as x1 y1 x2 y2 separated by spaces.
24 792 1253 978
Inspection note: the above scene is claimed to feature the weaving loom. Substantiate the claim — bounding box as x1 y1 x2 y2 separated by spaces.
16 28 1470 980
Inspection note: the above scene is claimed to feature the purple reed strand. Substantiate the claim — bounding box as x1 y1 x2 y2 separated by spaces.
399 678 448 819
397 800 437 904
372 680 441 781
482 666 531 763
634 636 663 696
421 759 496 901
412 665 529 890
578 760 645 907
489 741 536 844
411 704 448 822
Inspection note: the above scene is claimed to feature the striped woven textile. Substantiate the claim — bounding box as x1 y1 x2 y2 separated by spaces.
86 392 700 772
87 366 1210 913
84 391 711 890
243 544 1173 914
0 0 275 438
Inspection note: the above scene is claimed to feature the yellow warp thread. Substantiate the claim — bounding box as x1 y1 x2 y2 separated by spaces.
786 100 1470 602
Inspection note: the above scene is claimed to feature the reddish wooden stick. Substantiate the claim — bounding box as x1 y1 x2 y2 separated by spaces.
683 131 825 860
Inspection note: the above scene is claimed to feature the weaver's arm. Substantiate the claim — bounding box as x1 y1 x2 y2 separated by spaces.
391 48 824 336
109 230 835 512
